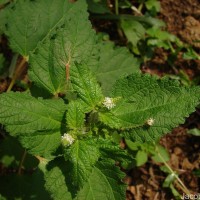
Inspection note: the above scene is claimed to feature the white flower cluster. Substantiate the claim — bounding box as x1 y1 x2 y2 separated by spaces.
102 97 116 109
146 118 155 126
61 133 75 146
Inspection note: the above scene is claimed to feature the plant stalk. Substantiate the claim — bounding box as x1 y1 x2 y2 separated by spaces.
114 0 119 15
7 57 27 92
17 150 27 175
155 146 191 195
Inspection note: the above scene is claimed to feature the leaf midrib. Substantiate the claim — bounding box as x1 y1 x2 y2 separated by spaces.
0 103 62 127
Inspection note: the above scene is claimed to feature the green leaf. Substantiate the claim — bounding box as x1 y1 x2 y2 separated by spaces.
125 139 140 151
97 138 131 164
70 63 103 111
45 166 72 200
99 101 146 129
152 145 170 163
135 150 148 166
6 0 83 57
88 41 140 95
86 0 111 14
0 92 67 157
67 101 85 131
147 27 177 42
108 73 200 142
76 160 126 200
121 19 146 47
183 47 200 60
187 128 200 136
145 0 160 12
163 173 176 187
29 1 96 95
64 139 100 188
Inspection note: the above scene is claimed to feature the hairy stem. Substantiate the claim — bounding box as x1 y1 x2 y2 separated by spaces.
7 57 27 92
17 150 27 175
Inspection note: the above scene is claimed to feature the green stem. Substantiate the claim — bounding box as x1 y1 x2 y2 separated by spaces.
17 150 27 175
155 146 191 195
138 3 143 12
7 57 27 92
114 0 119 15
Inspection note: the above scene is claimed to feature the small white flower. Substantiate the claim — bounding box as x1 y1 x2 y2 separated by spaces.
61 133 75 146
103 97 116 109
146 118 155 126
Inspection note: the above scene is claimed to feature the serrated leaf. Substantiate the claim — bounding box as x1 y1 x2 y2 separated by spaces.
45 166 72 200
99 98 146 129
109 73 200 142
76 160 126 200
6 0 83 57
19 132 62 157
70 63 103 111
0 92 67 157
97 138 131 164
88 41 140 95
29 1 95 95
64 139 100 188
67 101 85 131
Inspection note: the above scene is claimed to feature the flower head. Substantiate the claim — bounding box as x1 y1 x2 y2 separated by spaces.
146 118 155 126
61 133 75 146
103 97 116 109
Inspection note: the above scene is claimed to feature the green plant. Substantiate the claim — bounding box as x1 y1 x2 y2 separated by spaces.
0 0 200 199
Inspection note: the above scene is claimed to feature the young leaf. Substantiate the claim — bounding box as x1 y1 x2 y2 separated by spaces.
121 19 146 47
152 145 170 163
76 160 126 200
45 166 72 200
6 0 84 57
187 128 200 136
88 41 140 95
29 1 96 95
136 150 148 166
70 63 103 111
0 92 67 157
64 139 100 189
111 73 200 142
67 101 85 131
